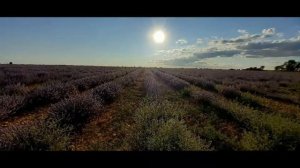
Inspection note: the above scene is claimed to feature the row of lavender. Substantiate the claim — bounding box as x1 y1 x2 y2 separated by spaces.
162 68 300 97
162 69 300 122
0 64 131 87
0 69 142 150
48 68 142 132
143 70 161 98
164 68 300 83
130 69 210 150
0 67 136 120
161 68 300 105
143 69 195 98
152 70 300 150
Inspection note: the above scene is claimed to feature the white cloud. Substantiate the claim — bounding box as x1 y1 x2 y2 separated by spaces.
213 28 277 45
238 29 248 34
262 28 275 34
211 36 219 39
276 33 284 37
175 39 188 45
196 38 203 44
262 28 276 37
154 28 300 67
289 34 300 41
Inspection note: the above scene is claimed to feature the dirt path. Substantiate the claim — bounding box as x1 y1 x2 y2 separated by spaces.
70 70 146 151
151 70 175 97
0 107 48 128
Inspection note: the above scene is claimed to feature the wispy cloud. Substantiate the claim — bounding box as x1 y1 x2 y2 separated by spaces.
276 33 284 37
216 28 276 44
239 40 300 58
237 29 248 34
196 38 203 44
175 39 188 45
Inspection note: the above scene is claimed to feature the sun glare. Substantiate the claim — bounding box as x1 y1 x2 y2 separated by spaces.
153 30 165 43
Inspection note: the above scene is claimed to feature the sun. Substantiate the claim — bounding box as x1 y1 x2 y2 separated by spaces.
153 30 165 44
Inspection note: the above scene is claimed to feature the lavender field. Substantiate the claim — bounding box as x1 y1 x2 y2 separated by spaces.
0 64 299 151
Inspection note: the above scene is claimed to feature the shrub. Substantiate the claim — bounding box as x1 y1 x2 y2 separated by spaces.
170 73 217 92
72 78 89 91
239 83 299 105
3 83 30 95
134 100 183 124
239 93 266 110
194 78 216 92
180 87 192 98
238 131 271 151
154 71 189 90
239 83 256 93
220 86 241 99
146 119 209 151
128 100 210 151
192 91 215 105
144 70 161 98
216 98 300 150
92 82 122 104
260 114 300 150
0 120 71 151
71 71 128 91
48 94 103 131
0 95 26 120
190 89 300 150
24 81 77 110
212 79 223 85
116 76 134 87
115 70 140 87
199 124 235 150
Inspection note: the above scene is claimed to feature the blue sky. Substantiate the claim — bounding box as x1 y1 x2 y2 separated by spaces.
0 17 300 69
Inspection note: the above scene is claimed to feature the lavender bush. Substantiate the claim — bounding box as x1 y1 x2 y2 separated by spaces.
71 71 127 91
115 69 141 87
0 95 26 120
2 83 30 95
191 90 216 105
92 81 122 104
0 120 71 151
144 70 161 98
23 81 77 110
48 93 103 131
154 70 189 90
220 86 242 99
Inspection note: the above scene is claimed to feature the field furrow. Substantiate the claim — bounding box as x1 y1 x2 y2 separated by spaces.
1 65 299 151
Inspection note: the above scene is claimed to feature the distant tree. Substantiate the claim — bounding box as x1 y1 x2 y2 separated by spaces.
296 62 300 71
9 62 13 65
285 60 297 71
275 60 300 72
244 66 264 71
275 65 283 71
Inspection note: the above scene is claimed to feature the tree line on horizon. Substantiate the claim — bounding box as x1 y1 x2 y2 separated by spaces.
275 60 300 72
2 60 300 72
233 60 300 72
